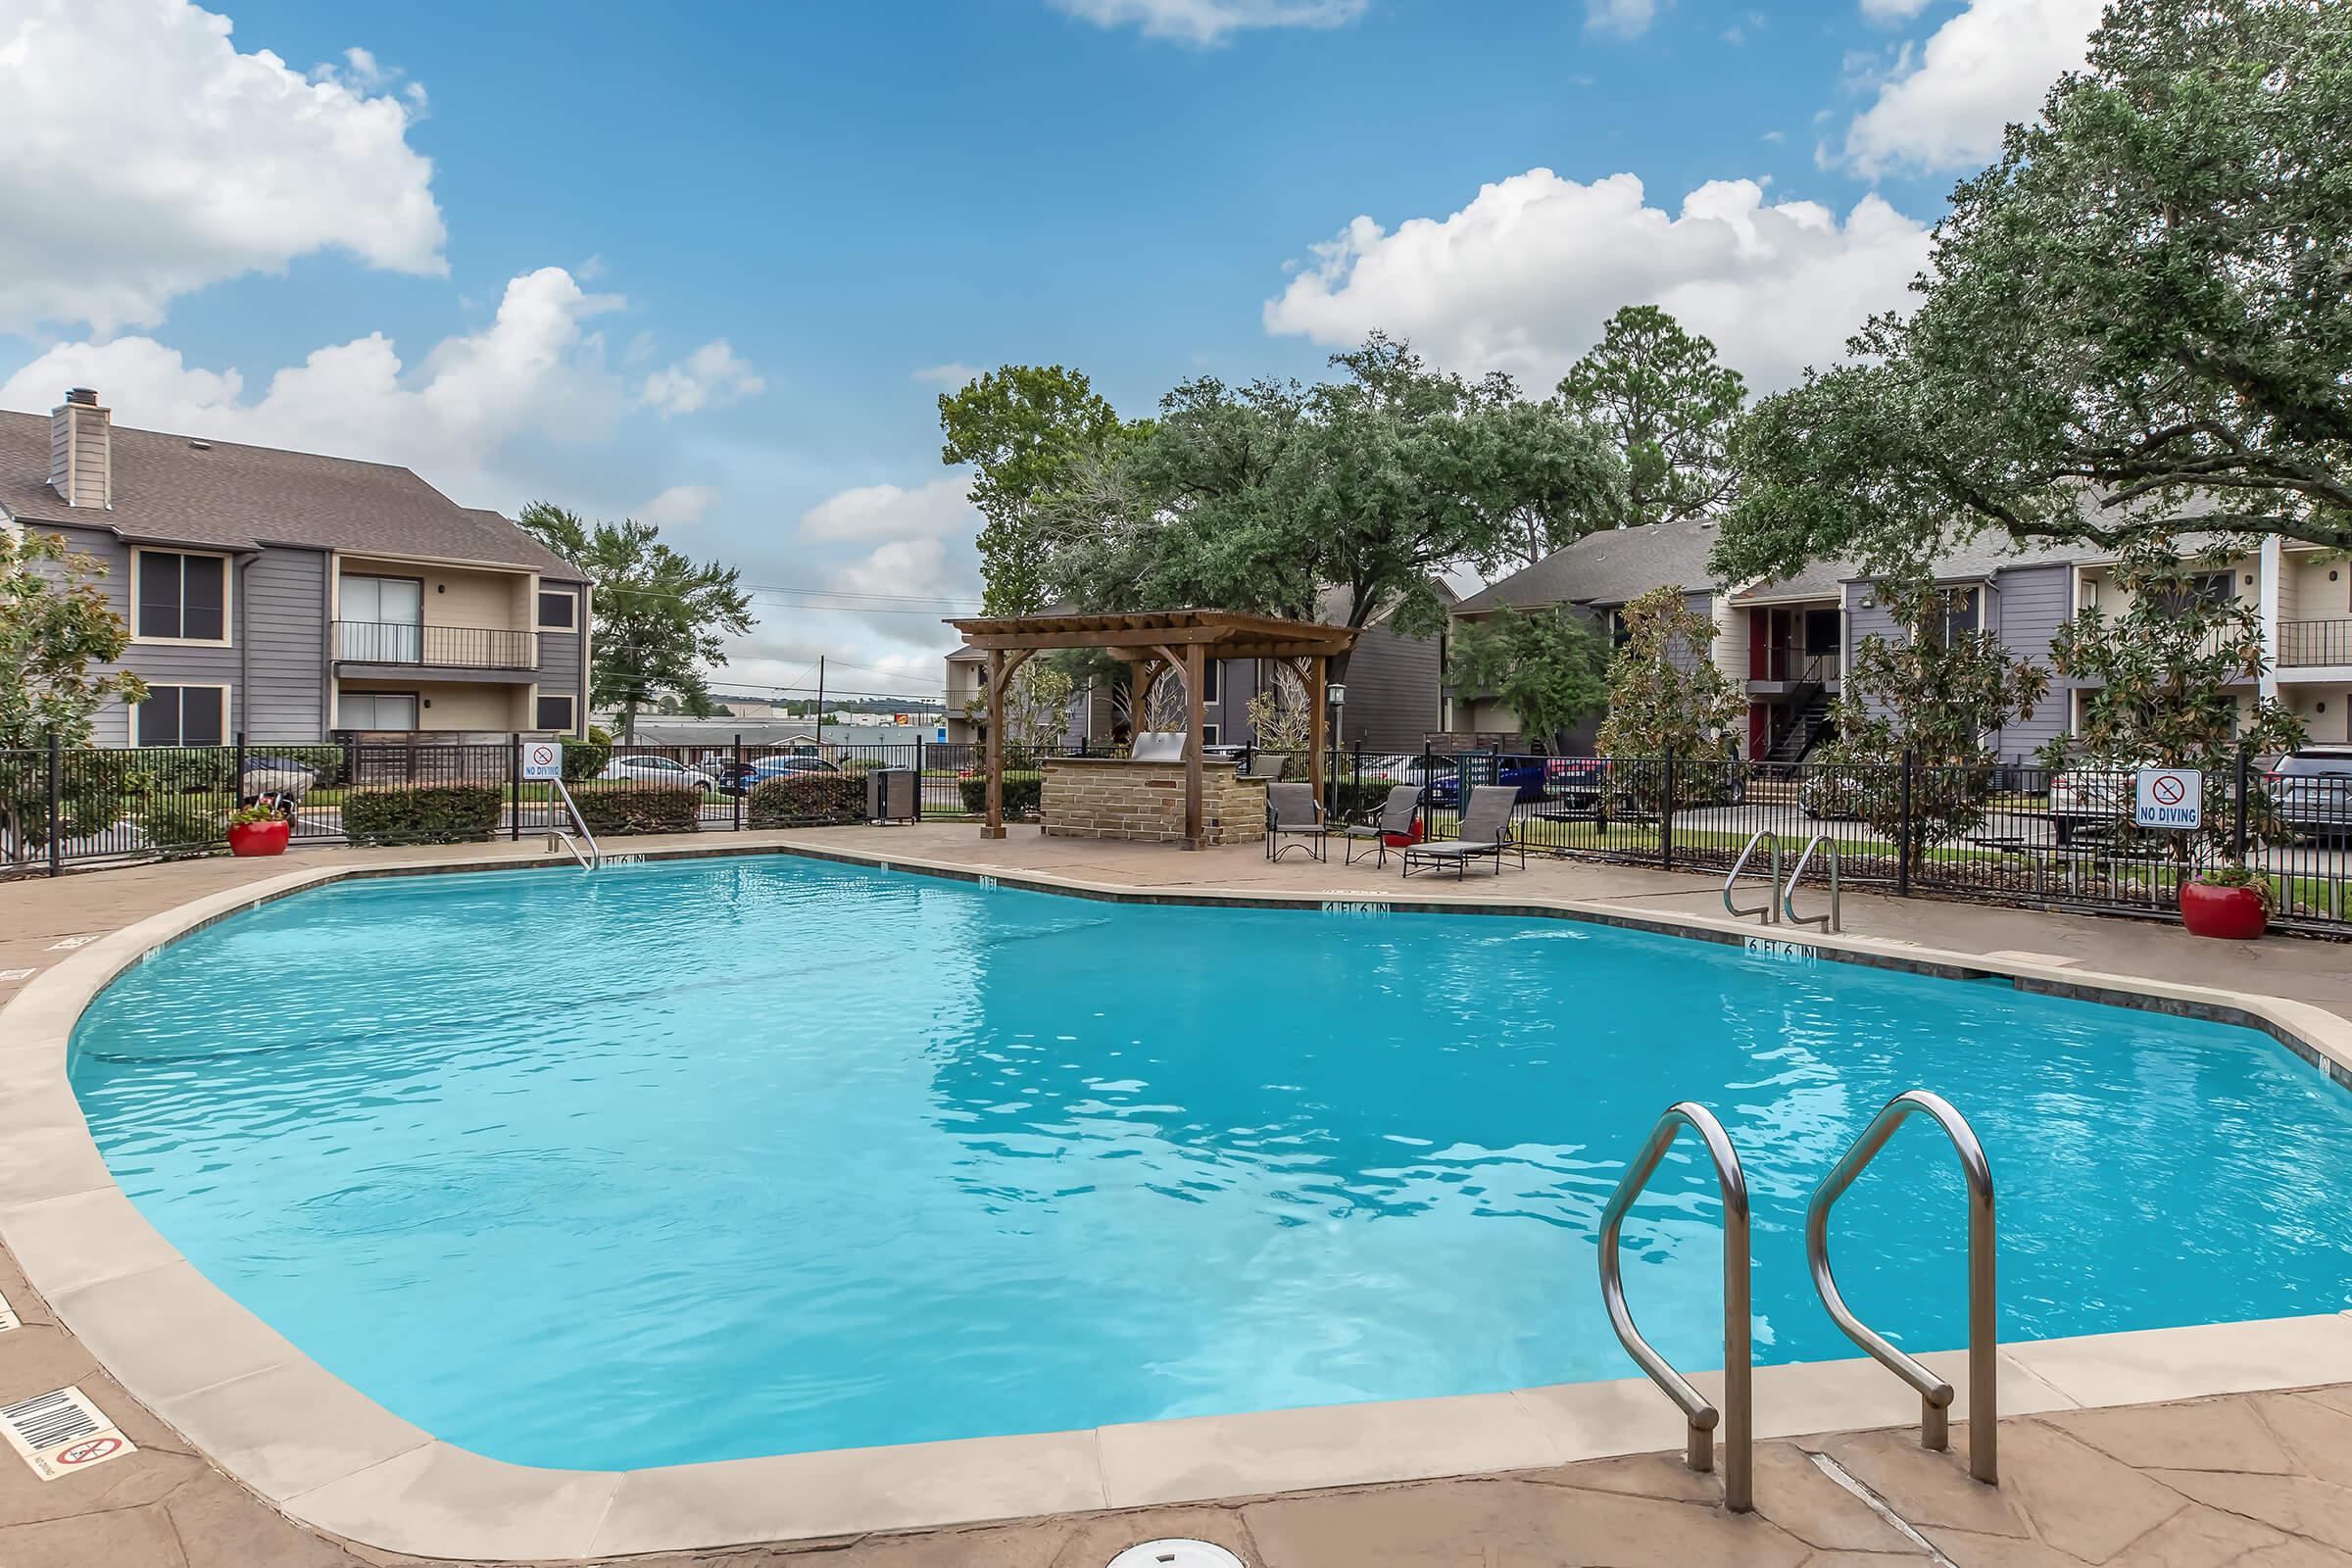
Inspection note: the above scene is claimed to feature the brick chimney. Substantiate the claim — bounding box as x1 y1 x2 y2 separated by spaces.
49 387 111 510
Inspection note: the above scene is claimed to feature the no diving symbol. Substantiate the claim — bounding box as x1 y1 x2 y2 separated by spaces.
55 1437 121 1467
529 745 557 767
2152 774 2186 806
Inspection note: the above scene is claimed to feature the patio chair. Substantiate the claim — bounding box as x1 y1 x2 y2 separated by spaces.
1401 785 1525 879
1336 784 1422 868
1265 781 1328 862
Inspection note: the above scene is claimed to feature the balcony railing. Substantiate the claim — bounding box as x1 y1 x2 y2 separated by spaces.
2279 618 2352 668
334 620 539 671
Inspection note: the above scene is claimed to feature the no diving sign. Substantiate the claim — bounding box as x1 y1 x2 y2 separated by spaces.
2135 767 2202 830
521 741 564 782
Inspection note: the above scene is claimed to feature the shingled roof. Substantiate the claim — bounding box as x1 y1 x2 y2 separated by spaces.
0 409 582 579
1454 519 1722 613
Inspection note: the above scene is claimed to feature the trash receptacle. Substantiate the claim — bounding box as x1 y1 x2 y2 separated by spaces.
867 767 916 823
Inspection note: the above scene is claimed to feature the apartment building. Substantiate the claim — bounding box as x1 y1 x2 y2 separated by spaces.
1455 516 2352 760
3 388 591 746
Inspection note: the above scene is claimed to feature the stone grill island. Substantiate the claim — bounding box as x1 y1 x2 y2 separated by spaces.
943 610 1356 851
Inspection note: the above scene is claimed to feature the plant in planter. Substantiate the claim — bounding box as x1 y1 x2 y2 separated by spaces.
225 802 292 858
2180 860 2273 941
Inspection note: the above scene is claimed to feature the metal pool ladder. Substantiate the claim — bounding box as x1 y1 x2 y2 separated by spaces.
1598 1102 1753 1511
1724 830 1781 923
1783 832 1841 932
546 776 603 870
1808 1090 1998 1484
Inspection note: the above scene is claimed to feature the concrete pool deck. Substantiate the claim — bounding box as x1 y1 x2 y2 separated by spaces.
7 826 2352 1564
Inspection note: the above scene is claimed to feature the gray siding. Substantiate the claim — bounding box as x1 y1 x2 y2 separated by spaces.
1992 564 2071 762
1338 620 1443 752
241 548 326 742
539 627 585 724
1667 590 1715 674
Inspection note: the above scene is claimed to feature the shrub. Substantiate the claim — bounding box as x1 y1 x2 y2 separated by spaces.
134 793 223 857
747 771 866 827
956 770 1041 818
342 783 504 845
562 725 614 783
573 784 701 835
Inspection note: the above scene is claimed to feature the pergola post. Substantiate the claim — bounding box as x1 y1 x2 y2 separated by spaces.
983 648 1006 840
1184 642 1205 851
1307 653 1328 809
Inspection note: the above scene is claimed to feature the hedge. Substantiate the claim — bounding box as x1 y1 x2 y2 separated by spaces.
133 794 224 857
957 770 1041 818
573 783 701 835
746 772 866 827
342 783 504 845
561 727 614 783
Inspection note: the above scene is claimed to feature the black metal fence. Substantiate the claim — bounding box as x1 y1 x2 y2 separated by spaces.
8 736 2347 936
1312 744 2349 936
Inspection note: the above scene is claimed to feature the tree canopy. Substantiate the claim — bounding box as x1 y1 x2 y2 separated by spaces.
936 365 1132 616
515 503 754 739
1558 305 1746 529
1447 607 1612 752
1594 587 1744 760
1716 0 2352 584
1040 333 1624 649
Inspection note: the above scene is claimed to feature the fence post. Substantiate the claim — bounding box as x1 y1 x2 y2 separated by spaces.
914 735 924 823
733 733 745 832
234 730 246 809
46 733 62 878
1898 749 1916 899
1661 748 1676 873
508 734 521 841
2232 747 2249 863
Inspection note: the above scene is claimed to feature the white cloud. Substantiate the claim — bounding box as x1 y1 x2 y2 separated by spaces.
1585 0 1660 38
1047 0 1366 45
0 267 624 497
0 0 445 333
636 339 765 417
1263 169 1933 393
1859 0 1935 20
799 476 979 543
640 483 721 526
1839 0 2103 177
911 362 982 387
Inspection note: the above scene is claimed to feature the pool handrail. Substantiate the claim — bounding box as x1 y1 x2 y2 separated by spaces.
1783 832 1841 932
1597 1101 1753 1512
1806 1089 1997 1484
548 777 603 871
1724 830 1781 923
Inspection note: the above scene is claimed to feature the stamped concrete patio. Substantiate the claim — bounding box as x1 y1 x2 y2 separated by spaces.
5 826 2352 1566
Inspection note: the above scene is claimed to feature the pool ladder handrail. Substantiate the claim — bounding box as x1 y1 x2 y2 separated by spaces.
1783 832 1841 932
1807 1089 1997 1484
1724 830 1781 923
546 776 603 870
1598 1101 1753 1512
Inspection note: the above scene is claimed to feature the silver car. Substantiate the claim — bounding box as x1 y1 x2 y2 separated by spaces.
2270 749 2352 843
598 754 718 791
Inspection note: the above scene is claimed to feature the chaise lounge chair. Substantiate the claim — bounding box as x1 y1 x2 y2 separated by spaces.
1337 784 1423 868
1265 782 1328 862
1401 785 1525 879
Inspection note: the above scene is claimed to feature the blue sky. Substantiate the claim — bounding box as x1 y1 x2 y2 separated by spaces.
0 0 2100 702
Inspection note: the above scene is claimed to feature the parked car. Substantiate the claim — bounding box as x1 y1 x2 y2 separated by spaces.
719 756 843 795
1424 755 1553 807
598 755 718 791
1799 763 1869 821
2049 758 2158 846
238 755 319 815
2270 748 2352 843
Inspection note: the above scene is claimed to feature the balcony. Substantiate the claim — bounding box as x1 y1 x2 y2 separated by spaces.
334 620 539 672
2278 618 2352 669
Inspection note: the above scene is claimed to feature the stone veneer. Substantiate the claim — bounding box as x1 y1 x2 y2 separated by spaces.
1040 756 1267 845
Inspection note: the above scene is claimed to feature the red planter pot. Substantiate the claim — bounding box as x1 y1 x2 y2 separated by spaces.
2180 879 2267 940
227 818 291 858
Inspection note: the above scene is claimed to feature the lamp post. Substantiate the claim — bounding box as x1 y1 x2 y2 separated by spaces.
1327 682 1347 813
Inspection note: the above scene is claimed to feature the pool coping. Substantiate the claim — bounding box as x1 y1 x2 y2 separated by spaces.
7 838 2352 1559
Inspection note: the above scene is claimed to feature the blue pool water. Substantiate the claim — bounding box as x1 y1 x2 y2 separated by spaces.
68 857 2352 1470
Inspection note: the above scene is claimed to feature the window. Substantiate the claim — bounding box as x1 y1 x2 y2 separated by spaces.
1201 723 1220 747
535 694 575 731
135 551 227 642
537 588 577 630
341 692 418 730
1941 586 1982 644
1202 660 1221 704
2151 570 2234 616
338 575 423 662
135 686 226 747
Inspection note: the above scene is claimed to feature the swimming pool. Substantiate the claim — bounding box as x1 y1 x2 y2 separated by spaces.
67 855 2352 1472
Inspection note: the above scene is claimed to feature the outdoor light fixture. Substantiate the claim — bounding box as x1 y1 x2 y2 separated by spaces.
1328 683 1347 706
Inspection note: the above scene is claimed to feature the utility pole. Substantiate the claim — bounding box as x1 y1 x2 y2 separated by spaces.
813 656 825 752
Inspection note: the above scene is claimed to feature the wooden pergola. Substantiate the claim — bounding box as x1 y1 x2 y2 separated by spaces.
945 609 1358 849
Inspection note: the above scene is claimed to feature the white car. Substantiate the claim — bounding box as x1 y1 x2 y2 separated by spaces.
598 754 718 791
2048 758 2159 846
